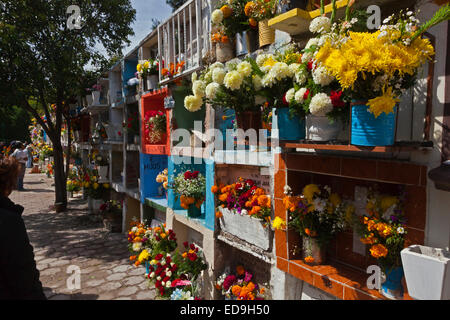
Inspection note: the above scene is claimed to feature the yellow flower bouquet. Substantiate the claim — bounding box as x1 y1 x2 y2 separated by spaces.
314 6 450 117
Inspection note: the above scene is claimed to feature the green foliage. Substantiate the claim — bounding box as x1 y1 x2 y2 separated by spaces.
0 105 31 143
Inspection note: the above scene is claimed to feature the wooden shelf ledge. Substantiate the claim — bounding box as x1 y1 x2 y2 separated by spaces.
277 257 414 300
280 140 433 153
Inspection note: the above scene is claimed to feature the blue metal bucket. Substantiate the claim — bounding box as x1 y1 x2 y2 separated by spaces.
381 266 404 299
351 103 397 146
277 108 305 141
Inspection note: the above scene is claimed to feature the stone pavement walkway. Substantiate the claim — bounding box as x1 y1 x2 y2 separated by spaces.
9 172 156 300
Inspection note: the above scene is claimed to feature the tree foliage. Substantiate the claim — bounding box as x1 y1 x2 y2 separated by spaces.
0 0 136 207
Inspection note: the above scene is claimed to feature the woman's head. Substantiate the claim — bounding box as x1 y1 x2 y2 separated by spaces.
0 157 19 197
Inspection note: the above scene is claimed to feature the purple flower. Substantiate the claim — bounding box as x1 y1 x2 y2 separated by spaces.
244 271 252 282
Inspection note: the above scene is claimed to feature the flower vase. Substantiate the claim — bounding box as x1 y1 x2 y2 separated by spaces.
92 91 101 105
276 108 305 141
216 40 235 63
381 266 404 300
98 165 108 182
350 102 397 146
258 19 275 48
302 237 326 265
187 204 202 218
235 110 262 132
245 29 258 53
146 74 159 91
305 115 342 142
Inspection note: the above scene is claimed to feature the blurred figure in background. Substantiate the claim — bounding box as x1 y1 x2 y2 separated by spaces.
10 142 28 191
26 144 33 169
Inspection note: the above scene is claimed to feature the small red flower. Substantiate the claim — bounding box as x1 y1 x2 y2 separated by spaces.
184 171 192 180
307 60 314 71
330 90 345 108
303 89 310 100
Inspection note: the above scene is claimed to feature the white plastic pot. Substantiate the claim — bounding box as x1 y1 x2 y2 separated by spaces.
218 207 271 250
146 74 159 91
401 245 450 300
305 115 342 142
98 165 109 183
92 91 101 105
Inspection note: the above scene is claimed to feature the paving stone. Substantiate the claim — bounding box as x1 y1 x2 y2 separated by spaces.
86 279 106 287
136 290 156 300
100 281 122 291
112 265 130 273
123 276 146 286
117 287 137 297
106 273 127 281
40 267 62 276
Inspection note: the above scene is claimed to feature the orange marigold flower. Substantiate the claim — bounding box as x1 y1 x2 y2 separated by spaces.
219 193 228 202
244 2 255 16
129 255 136 261
221 35 229 43
220 5 233 18
182 252 188 258
249 18 257 27
215 211 223 218
370 244 388 259
236 265 245 276
249 206 261 215
232 285 242 297
257 195 270 207
211 185 219 193
304 256 315 263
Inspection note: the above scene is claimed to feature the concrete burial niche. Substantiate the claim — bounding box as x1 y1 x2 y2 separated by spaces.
401 245 450 300
140 153 168 201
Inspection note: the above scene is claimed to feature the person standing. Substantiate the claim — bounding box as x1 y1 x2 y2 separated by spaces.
11 142 28 191
0 157 46 299
26 144 33 168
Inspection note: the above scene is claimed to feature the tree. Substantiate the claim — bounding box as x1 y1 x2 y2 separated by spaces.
166 0 187 12
0 0 136 210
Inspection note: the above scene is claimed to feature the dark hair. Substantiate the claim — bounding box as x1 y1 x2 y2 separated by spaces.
0 157 19 195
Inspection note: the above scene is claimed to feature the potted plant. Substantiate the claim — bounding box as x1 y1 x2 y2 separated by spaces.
172 170 206 218
214 265 268 300
137 59 159 91
185 59 262 131
155 168 169 198
99 200 123 232
93 152 109 183
284 184 349 265
353 190 407 299
245 0 278 48
127 223 206 299
144 110 167 144
401 244 450 300
84 171 110 214
211 2 248 62
254 48 307 140
212 178 272 250
314 7 447 146
122 112 140 144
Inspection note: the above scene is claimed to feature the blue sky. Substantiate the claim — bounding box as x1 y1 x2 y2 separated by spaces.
122 0 173 55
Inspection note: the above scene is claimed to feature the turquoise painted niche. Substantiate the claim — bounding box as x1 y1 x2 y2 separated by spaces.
167 155 215 230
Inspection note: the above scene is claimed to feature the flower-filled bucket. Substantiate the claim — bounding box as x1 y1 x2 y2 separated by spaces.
216 40 235 63
258 19 275 48
276 108 305 141
302 237 326 266
188 204 202 218
145 74 159 91
306 115 342 142
351 102 397 147
381 266 404 300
